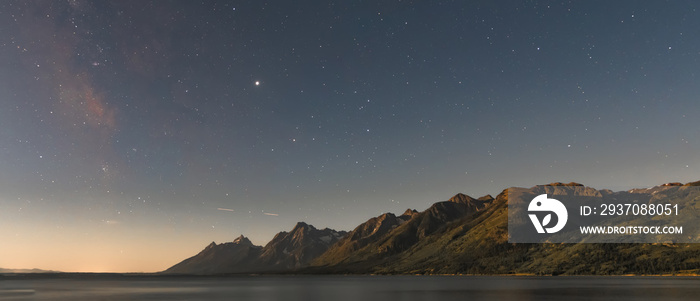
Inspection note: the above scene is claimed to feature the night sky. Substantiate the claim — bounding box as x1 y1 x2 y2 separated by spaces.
1 1 699 272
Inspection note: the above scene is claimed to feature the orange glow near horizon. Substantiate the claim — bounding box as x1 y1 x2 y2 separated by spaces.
0 204 281 273
0 230 188 273
0 214 222 273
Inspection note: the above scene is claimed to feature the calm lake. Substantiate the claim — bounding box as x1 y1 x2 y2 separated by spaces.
1 275 698 300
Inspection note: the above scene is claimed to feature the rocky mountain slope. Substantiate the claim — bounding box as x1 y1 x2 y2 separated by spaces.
256 222 347 270
316 181 700 275
164 235 262 274
312 193 492 270
165 180 700 275
164 224 346 274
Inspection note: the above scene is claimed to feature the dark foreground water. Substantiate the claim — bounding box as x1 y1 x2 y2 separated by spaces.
1 275 699 300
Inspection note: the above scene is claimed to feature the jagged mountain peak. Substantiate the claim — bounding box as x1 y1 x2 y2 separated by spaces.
662 182 684 186
628 180 700 194
478 194 494 202
377 212 396 220
528 183 602 198
257 223 346 270
232 235 252 245
401 209 419 217
292 221 315 232
164 237 262 275
547 182 584 186
447 193 476 204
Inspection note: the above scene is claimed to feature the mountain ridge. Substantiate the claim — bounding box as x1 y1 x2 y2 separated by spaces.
164 180 700 275
164 222 346 274
0 268 61 274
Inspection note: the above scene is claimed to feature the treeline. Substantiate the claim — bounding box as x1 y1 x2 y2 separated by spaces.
454 243 700 276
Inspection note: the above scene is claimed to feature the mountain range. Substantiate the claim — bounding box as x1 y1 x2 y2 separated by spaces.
0 268 59 274
165 223 346 274
164 181 700 275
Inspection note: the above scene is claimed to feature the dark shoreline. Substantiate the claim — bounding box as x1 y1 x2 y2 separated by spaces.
3 272 699 281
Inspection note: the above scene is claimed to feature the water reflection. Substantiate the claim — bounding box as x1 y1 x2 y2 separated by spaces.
1 275 699 300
